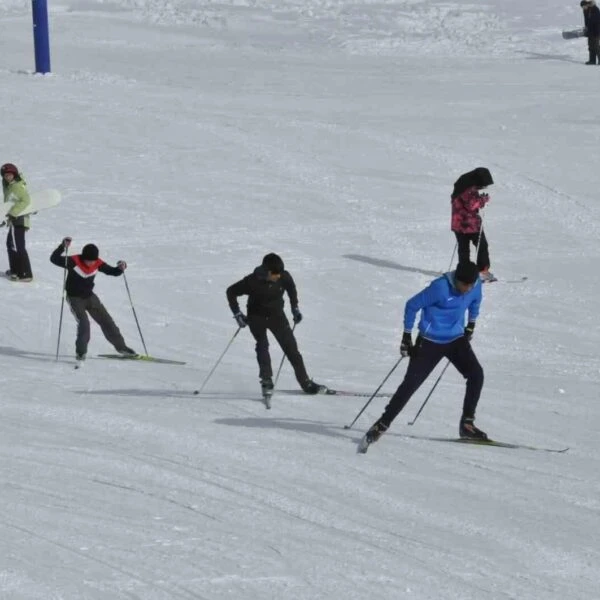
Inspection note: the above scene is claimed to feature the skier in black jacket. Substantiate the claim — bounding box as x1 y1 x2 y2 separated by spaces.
582 0 600 64
226 253 325 395
50 238 137 364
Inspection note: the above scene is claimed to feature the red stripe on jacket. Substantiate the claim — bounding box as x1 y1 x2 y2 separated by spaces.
72 255 105 278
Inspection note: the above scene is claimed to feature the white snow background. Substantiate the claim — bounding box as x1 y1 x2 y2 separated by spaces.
1 0 599 598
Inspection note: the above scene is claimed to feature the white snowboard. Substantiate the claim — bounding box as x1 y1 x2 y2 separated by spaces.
4 188 62 218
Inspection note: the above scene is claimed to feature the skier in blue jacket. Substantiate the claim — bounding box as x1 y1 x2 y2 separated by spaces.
360 261 486 451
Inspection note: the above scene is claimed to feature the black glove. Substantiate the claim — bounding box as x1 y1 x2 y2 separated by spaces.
464 322 476 341
400 331 413 357
234 312 247 328
62 237 72 249
292 307 303 324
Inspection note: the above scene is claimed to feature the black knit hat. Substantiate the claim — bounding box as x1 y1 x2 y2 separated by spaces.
455 261 479 284
81 243 99 261
262 253 284 274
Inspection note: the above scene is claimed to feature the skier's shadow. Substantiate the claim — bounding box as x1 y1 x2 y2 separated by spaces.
216 416 354 440
520 51 581 65
343 254 441 277
0 345 58 365
78 388 259 402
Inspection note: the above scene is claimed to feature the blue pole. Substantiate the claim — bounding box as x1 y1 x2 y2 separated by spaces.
31 0 51 74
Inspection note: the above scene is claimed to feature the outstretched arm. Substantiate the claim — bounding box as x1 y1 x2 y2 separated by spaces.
50 242 72 268
99 262 124 277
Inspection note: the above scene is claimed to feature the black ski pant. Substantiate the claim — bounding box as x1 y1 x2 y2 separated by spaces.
247 313 310 386
67 293 127 356
588 36 600 63
6 225 33 278
455 230 490 272
378 336 484 428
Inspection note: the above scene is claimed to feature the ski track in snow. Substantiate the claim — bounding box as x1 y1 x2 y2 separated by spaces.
0 0 599 598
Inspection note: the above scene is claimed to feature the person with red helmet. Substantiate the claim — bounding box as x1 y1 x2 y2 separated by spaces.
2 163 33 282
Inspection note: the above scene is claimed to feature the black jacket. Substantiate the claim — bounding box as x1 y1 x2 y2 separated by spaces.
451 167 494 199
226 266 299 317
50 244 122 298
584 5 600 37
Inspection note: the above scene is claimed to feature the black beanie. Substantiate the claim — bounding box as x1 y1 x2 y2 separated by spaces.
81 243 99 261
262 253 284 274
455 261 479 284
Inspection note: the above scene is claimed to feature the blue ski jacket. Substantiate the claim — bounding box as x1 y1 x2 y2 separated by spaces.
403 272 482 344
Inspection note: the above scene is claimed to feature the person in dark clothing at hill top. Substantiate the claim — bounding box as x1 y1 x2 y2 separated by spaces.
581 0 600 64
226 253 326 396
50 238 137 364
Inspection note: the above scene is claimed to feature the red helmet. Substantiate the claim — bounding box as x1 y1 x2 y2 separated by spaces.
1 163 19 177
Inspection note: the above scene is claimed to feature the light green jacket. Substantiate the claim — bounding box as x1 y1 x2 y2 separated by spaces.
3 178 31 229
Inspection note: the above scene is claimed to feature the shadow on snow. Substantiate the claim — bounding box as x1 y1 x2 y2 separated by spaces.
343 254 442 277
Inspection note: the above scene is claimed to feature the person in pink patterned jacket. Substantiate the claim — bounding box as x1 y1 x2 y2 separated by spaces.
451 167 494 282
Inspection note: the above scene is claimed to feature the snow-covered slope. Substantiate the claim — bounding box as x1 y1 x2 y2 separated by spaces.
0 0 598 598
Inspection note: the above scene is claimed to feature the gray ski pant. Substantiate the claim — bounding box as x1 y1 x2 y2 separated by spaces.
67 293 126 356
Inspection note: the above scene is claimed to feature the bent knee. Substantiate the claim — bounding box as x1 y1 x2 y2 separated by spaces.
467 363 484 385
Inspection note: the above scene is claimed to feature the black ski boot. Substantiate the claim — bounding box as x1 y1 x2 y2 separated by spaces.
357 421 389 454
301 379 328 394
261 377 274 409
459 418 488 440
118 346 138 357
75 352 86 369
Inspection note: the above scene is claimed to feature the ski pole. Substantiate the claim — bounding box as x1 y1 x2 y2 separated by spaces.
273 323 296 389
55 244 69 360
407 359 451 426
122 271 149 356
475 209 485 267
343 356 404 430
194 328 241 395
446 241 458 272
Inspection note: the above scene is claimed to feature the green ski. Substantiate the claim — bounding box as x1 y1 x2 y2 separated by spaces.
97 354 186 365
403 434 568 454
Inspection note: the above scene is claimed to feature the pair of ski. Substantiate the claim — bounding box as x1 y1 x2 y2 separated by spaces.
357 432 568 454
483 276 528 284
96 354 186 365
260 387 391 410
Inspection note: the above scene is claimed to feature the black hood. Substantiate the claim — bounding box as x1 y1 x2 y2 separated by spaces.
451 167 493 198
253 265 269 280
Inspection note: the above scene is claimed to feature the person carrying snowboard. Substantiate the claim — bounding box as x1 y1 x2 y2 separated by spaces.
2 163 33 282
451 167 495 283
226 253 326 396
50 238 137 365
581 0 600 64
359 261 486 453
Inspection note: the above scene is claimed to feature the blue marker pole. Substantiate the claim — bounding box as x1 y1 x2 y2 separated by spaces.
31 0 51 73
